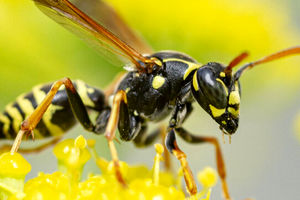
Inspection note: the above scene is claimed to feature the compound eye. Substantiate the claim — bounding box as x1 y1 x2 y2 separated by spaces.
195 67 228 109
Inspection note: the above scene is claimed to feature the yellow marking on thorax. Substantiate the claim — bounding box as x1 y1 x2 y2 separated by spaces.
209 105 225 118
125 87 130 93
163 58 195 64
162 58 201 80
183 63 200 80
4 103 23 134
216 78 228 96
152 57 163 67
192 72 199 91
220 72 226 77
152 76 165 89
0 114 12 139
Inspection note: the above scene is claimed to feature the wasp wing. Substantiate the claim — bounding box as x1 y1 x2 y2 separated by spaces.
33 0 154 70
71 0 153 54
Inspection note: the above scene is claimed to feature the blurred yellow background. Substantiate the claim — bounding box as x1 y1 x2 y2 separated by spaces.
0 0 300 199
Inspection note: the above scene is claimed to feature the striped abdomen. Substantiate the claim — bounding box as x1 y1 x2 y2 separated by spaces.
0 80 105 139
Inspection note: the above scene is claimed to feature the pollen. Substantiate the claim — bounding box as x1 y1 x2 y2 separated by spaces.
75 135 87 149
197 167 218 188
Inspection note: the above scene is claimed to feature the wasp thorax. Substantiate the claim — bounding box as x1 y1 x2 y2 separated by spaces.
191 62 241 135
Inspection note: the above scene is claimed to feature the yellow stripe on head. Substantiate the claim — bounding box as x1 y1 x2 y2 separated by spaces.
216 78 228 96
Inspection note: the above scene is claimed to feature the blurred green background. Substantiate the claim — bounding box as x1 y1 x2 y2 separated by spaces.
1 0 300 199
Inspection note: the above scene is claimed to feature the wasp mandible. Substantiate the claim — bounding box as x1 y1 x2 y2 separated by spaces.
0 0 299 199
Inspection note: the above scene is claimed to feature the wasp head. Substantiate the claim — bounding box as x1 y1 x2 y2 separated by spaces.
191 62 241 135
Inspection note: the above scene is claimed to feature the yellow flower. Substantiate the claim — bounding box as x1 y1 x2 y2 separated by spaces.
0 136 217 199
24 172 72 200
0 152 30 200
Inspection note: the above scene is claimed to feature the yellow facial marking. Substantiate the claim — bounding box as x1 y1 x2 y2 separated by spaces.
220 72 226 77
228 107 240 117
125 87 130 93
152 76 165 89
222 121 227 125
216 78 228 96
209 105 225 118
193 72 199 91
229 91 240 105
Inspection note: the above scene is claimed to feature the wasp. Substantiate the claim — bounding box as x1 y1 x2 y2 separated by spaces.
0 0 299 199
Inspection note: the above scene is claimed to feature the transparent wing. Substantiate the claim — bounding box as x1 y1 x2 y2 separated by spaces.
71 0 153 54
33 0 155 71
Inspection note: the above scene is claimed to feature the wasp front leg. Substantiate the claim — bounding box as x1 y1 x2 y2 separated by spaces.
168 101 231 199
103 90 130 186
175 127 231 200
165 128 197 195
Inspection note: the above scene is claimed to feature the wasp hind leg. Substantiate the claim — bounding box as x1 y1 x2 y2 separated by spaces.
11 78 98 153
175 127 231 200
0 136 62 154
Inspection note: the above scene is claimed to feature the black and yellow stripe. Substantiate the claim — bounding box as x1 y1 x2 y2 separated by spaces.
0 80 105 139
